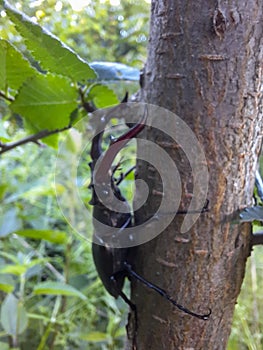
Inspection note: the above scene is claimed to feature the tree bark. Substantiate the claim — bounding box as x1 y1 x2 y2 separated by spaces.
127 1 263 349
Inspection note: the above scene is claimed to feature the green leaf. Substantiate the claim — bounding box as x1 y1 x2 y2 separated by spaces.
0 257 46 279
0 294 28 336
14 229 67 244
27 313 50 322
81 331 109 342
0 208 22 238
0 275 15 293
0 264 27 276
27 258 49 268
10 73 78 147
0 251 19 264
0 119 10 142
4 2 96 81
21 184 55 199
115 326 126 338
63 128 82 154
253 223 263 232
0 39 36 92
0 184 8 200
0 342 9 350
88 84 119 108
0 283 14 293
33 281 87 300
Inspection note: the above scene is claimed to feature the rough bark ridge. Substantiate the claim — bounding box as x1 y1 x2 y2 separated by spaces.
127 1 263 349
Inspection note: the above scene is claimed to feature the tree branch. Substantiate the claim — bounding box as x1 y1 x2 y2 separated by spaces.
0 124 71 155
252 231 263 246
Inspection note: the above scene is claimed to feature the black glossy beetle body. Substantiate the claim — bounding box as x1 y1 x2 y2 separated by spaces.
89 102 211 320
89 105 144 299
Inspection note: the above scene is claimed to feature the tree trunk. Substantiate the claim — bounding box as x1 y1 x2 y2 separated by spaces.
127 1 263 349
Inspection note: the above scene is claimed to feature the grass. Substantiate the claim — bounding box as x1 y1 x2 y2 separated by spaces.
228 246 263 350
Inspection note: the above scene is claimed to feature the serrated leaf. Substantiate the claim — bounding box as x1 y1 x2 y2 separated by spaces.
88 84 119 108
0 294 28 336
90 61 139 81
14 229 67 244
10 73 77 147
0 39 36 92
4 2 96 81
33 281 87 300
239 206 263 222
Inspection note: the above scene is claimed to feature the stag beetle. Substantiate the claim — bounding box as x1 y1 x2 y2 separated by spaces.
89 102 211 321
89 104 145 303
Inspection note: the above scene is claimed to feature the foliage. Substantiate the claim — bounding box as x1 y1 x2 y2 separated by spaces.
0 1 140 348
0 0 150 66
228 154 263 350
0 132 131 349
0 1 262 349
228 246 263 350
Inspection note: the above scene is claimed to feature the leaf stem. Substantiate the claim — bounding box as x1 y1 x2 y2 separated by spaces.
0 91 14 102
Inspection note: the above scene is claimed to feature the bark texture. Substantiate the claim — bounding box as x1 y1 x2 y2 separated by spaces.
127 1 263 349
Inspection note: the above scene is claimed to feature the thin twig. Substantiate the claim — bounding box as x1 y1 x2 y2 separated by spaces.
79 87 95 113
0 124 71 155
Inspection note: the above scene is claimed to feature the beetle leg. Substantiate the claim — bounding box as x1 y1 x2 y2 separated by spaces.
176 199 210 215
123 262 211 321
115 165 136 186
